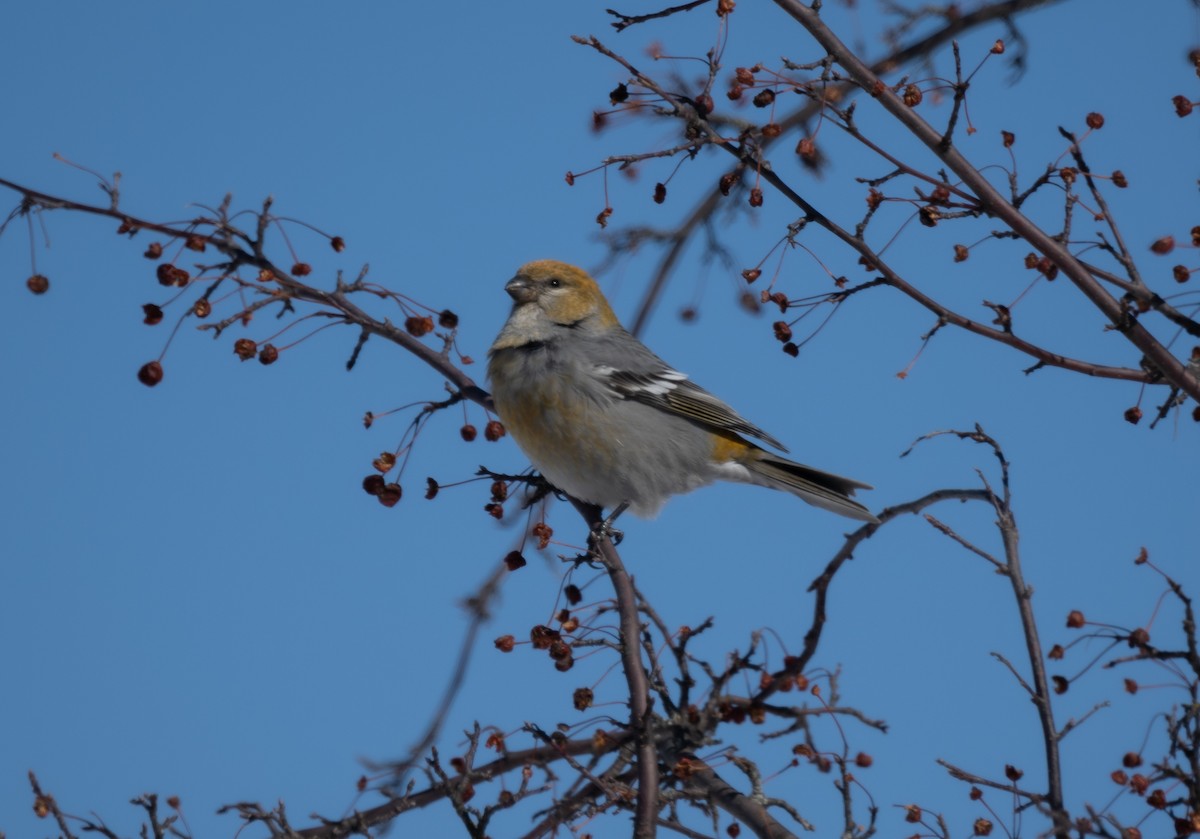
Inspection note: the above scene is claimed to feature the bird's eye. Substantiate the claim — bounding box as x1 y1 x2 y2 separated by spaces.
548 278 563 289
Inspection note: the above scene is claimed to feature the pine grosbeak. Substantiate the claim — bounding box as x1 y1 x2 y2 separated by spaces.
488 260 877 523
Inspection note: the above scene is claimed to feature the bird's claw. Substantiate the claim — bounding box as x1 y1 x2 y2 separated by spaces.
590 519 624 547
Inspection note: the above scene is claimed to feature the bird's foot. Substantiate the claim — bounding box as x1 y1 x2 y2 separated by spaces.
591 521 624 547
589 501 629 547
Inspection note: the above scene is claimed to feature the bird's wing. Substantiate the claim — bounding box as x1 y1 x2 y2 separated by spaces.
594 363 789 452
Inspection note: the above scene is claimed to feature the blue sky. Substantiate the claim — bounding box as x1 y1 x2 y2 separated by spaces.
2 2 1198 837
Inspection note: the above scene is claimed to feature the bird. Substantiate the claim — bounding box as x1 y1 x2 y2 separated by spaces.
487 260 878 526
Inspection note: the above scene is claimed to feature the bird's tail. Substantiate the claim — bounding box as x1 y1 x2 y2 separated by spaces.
746 453 879 523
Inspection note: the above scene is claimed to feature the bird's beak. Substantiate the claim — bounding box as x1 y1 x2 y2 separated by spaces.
505 275 537 304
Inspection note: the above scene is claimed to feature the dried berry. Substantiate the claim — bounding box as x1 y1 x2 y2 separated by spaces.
405 315 434 337
903 84 923 107
159 265 182 289
330 236 346 252
193 299 211 318
258 344 279 365
530 625 559 650
233 338 257 361
424 477 439 500
741 268 762 283
376 483 402 507
653 182 667 204
1173 94 1194 117
185 235 207 252
609 83 629 104
494 634 515 652
1066 610 1085 628
26 274 49 294
954 244 969 263
761 122 782 138
143 242 164 260
137 361 164 387
1085 112 1105 129
373 452 397 473
503 551 527 571
1123 406 1142 425
772 321 793 342
718 172 737 196
484 419 505 441
438 309 459 328
751 88 775 108
748 187 763 207
1151 237 1175 256
571 687 594 711
142 303 164 325
1112 170 1128 188
1001 130 1016 148
564 584 583 605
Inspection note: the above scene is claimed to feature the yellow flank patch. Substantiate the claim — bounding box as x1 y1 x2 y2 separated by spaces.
710 431 754 464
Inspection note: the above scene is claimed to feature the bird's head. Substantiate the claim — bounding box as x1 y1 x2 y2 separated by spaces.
504 260 619 329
